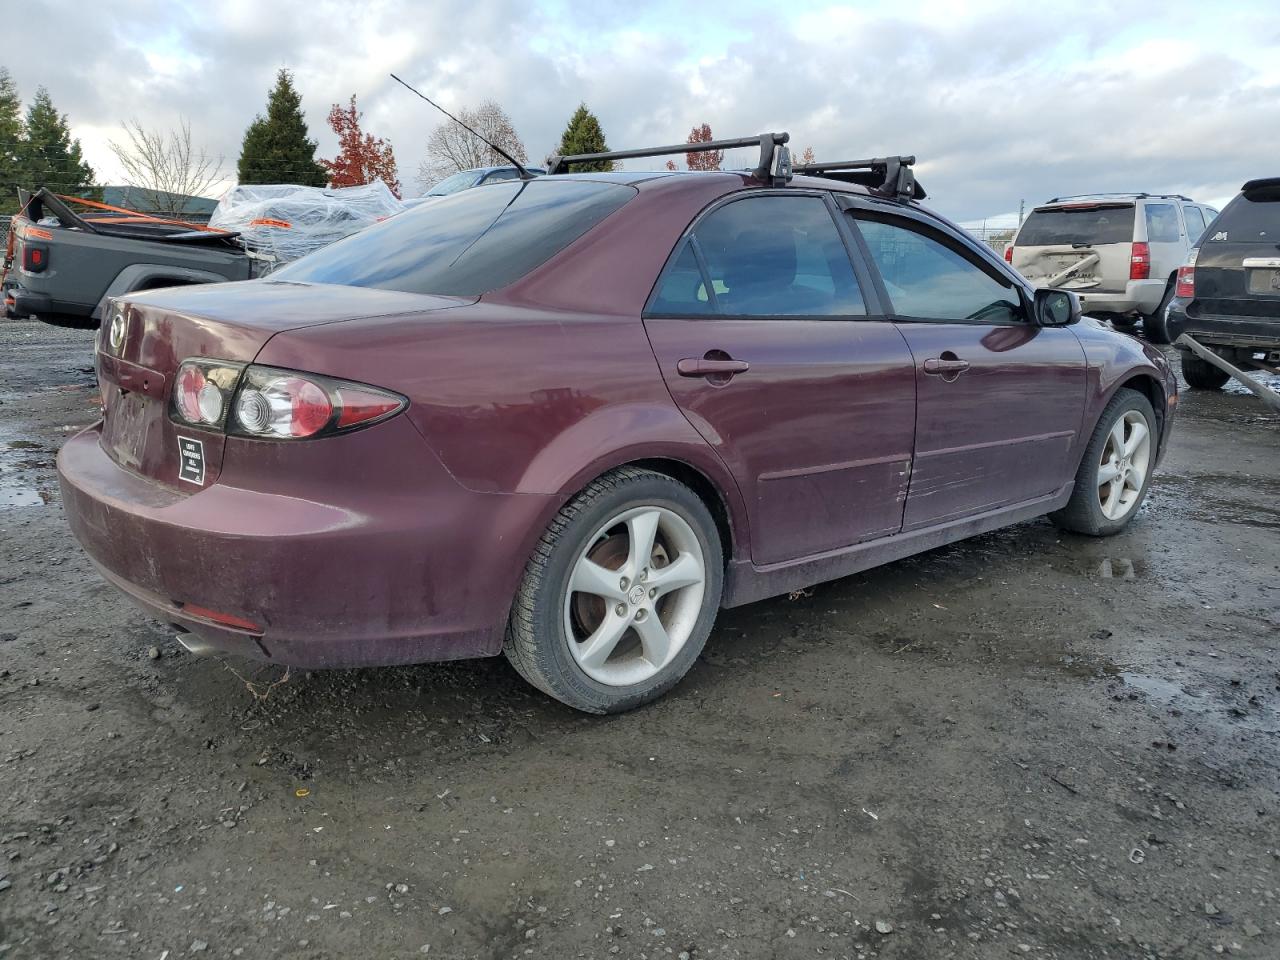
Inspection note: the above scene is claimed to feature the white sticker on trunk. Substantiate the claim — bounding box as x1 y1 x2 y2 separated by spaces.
177 436 206 485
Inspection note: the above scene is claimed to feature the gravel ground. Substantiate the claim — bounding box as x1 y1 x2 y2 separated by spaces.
0 318 1277 960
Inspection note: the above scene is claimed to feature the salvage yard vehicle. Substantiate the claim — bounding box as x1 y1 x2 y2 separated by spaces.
2 189 257 329
1007 193 1217 343
421 165 548 198
1167 177 1280 390
57 132 1178 714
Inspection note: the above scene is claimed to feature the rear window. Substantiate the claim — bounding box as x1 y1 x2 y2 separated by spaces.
274 179 636 297
1017 205 1136 246
1210 190 1279 241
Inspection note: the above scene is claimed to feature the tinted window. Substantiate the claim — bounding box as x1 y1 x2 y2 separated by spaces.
1017 205 1136 246
482 169 519 184
425 170 483 196
1212 190 1279 240
856 217 1023 323
1184 205 1207 239
671 196 865 316
274 179 635 297
649 241 713 315
1144 203 1181 243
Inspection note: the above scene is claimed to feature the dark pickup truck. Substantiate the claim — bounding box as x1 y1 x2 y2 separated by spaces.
2 188 258 329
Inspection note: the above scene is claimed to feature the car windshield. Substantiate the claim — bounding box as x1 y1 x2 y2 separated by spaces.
272 178 636 297
1018 205 1136 246
425 171 484 196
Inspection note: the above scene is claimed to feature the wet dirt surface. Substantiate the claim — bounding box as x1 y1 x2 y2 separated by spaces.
0 319 1277 959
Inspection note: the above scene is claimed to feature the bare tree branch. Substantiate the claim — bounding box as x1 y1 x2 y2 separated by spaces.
108 118 224 218
418 100 527 189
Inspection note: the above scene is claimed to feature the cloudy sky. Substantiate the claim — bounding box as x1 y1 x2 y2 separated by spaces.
7 0 1279 224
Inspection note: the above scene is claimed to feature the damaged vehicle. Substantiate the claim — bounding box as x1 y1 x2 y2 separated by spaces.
1007 193 1217 342
58 133 1178 714
2 189 255 329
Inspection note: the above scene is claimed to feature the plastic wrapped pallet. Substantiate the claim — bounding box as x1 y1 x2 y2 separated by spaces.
209 181 404 266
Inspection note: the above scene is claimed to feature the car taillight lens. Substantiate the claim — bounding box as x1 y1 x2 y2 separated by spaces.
171 359 245 429
1129 242 1150 281
1004 244 1014 263
228 365 405 439
22 245 47 272
1175 265 1195 298
170 360 405 439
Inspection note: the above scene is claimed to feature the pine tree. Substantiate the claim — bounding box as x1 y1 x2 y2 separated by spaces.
0 68 23 213
237 69 326 186
555 104 613 172
18 86 96 198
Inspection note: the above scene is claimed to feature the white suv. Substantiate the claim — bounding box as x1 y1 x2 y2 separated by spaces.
1006 193 1218 342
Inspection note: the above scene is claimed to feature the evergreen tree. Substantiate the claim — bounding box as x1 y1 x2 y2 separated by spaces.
555 104 614 172
18 86 96 198
237 69 326 186
0 68 23 213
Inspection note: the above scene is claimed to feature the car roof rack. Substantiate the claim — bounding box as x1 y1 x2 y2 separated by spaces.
1045 192 1192 203
792 156 924 202
548 132 791 183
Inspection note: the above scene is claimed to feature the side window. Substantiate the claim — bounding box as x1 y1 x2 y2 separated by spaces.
649 241 713 315
1144 203 1181 243
1183 205 1206 239
853 217 1023 323
483 169 518 184
655 195 865 317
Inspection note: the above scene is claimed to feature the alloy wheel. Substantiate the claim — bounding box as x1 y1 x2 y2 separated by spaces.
563 506 706 686
1096 410 1152 521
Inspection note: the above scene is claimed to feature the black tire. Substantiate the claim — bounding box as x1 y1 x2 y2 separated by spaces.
1051 388 1158 536
1180 351 1230 390
503 467 724 714
1143 279 1175 344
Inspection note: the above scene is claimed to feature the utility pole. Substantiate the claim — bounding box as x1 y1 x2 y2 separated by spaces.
1018 198 1025 228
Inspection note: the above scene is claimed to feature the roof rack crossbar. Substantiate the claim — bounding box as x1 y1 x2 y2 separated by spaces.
548 132 790 180
792 155 919 202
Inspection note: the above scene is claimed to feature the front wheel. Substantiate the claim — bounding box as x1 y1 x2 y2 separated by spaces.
504 468 723 714
1051 389 1158 536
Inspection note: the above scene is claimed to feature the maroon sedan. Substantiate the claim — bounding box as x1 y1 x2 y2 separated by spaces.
58 138 1177 713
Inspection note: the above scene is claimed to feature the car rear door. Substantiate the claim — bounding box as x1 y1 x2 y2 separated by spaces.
642 192 917 566
1194 182 1280 326
843 204 1087 530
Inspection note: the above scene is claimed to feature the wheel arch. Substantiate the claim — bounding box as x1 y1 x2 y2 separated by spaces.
1113 372 1166 442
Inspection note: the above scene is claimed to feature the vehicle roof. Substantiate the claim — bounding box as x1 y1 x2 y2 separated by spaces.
548 169 877 199
1039 192 1193 206
1242 177 1280 192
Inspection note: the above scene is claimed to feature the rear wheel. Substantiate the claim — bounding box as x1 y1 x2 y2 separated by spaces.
1181 351 1230 390
1052 389 1157 536
1143 280 1176 344
503 467 723 714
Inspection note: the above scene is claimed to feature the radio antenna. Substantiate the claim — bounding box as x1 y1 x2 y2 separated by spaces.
389 73 534 181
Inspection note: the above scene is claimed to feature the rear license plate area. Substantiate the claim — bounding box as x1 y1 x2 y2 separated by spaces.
1246 268 1280 296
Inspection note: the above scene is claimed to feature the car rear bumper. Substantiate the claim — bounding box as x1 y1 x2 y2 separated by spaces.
57 420 555 668
1166 300 1280 350
1077 280 1165 318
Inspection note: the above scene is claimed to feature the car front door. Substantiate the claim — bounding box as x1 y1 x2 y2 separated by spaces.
642 192 917 566
844 207 1087 531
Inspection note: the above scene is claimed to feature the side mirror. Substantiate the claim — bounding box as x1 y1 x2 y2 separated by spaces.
1034 288 1081 327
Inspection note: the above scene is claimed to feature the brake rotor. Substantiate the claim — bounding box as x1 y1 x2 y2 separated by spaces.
570 529 671 640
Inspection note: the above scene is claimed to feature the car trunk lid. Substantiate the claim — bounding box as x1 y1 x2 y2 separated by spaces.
1012 203 1136 293
96 280 474 489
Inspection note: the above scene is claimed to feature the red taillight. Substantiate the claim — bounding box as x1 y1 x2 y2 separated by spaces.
22 245 47 272
1004 244 1014 263
1129 242 1150 281
336 388 403 429
1175 265 1195 298
229 366 404 439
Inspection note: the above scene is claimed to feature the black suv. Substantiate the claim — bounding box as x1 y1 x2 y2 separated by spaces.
1167 178 1280 388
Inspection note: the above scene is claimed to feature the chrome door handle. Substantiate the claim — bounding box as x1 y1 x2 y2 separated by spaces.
677 357 750 378
923 357 970 377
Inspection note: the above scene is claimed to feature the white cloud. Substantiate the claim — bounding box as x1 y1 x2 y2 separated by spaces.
6 0 1277 219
